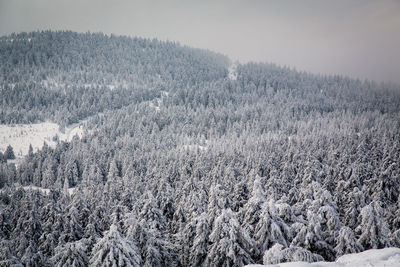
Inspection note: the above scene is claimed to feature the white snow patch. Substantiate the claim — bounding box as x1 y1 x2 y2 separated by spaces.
4 184 77 196
65 123 85 141
246 248 400 267
83 83 96 89
336 248 400 266
0 121 85 158
148 93 166 112
22 185 50 195
147 91 171 112
41 79 66 90
149 101 161 112
6 158 24 166
146 91 171 112
182 144 207 151
67 187 76 195
228 63 238 81
180 136 208 152
2 38 33 43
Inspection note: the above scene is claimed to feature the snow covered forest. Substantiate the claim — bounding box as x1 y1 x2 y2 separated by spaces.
1 31 400 266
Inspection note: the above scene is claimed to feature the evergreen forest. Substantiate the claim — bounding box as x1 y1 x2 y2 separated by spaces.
1 31 400 266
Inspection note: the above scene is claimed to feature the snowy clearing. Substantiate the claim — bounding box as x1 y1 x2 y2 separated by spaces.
149 100 161 111
148 91 170 112
228 63 238 80
20 185 75 196
182 144 207 151
0 184 76 196
0 121 85 157
22 185 50 195
246 247 400 267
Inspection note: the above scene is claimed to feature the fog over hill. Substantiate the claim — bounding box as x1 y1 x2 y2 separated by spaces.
2 0 400 84
0 31 400 266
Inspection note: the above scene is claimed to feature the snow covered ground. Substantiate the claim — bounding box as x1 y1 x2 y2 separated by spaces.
182 144 207 151
17 184 75 196
22 185 50 195
246 248 400 267
148 90 169 112
229 62 238 80
0 121 85 157
0 183 76 196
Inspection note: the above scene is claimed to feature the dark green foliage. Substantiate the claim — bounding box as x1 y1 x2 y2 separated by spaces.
4 145 15 160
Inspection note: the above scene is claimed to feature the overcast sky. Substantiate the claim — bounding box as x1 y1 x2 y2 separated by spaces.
1 0 399 83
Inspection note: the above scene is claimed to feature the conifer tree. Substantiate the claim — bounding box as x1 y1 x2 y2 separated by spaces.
242 176 266 235
206 208 254 266
4 145 16 160
254 200 292 261
334 226 362 257
89 224 142 267
356 201 390 249
0 240 23 267
51 241 88 267
189 212 210 266
207 184 231 225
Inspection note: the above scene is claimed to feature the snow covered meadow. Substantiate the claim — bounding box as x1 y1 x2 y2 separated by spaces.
0 121 85 157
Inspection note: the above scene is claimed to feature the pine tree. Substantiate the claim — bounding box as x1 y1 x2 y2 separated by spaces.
391 229 400 247
207 184 231 226
82 222 101 257
39 202 63 257
189 212 210 266
344 187 366 229
334 226 362 257
231 180 249 212
291 210 333 260
139 191 167 231
64 159 79 188
12 197 42 260
356 201 390 249
141 229 175 267
4 145 16 160
0 240 23 267
51 241 88 267
0 209 11 239
206 208 254 266
20 240 44 266
242 176 266 235
371 162 399 206
89 224 142 267
124 212 173 267
64 202 84 242
253 200 291 261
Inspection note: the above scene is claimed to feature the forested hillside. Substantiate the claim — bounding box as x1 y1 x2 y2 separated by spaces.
0 31 228 126
1 31 400 266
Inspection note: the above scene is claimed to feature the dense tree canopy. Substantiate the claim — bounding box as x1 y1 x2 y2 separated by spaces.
1 31 400 266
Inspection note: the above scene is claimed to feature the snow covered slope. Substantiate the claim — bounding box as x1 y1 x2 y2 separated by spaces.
245 248 400 267
0 121 85 157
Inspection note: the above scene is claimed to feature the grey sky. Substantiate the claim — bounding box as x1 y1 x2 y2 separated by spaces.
1 0 399 83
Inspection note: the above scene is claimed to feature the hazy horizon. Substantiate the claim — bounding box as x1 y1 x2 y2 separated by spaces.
1 0 399 84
